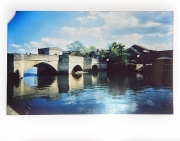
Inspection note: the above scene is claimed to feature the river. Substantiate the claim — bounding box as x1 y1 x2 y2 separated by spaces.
7 71 173 114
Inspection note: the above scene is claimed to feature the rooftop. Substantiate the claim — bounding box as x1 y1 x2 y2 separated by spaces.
132 44 150 51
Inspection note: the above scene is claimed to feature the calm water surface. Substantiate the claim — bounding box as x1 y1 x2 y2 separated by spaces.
7 71 173 114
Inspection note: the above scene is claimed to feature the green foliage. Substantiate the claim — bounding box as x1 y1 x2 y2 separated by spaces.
82 46 90 57
67 41 83 56
67 41 129 66
89 46 97 52
67 41 90 57
108 42 129 66
99 49 108 59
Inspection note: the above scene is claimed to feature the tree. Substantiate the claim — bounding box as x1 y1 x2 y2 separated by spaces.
89 46 97 52
67 41 100 57
99 49 108 59
108 42 129 67
82 46 90 57
67 41 88 57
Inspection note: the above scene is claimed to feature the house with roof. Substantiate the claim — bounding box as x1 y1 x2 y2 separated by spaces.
126 44 173 71
126 44 160 64
89 49 108 62
126 44 161 70
89 49 100 59
126 44 151 62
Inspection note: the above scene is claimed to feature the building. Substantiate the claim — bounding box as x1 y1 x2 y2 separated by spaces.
158 50 173 58
38 47 62 55
137 51 160 64
126 44 150 62
89 49 100 60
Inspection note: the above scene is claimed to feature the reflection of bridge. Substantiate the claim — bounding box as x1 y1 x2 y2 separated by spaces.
7 72 108 114
7 53 107 78
8 72 108 100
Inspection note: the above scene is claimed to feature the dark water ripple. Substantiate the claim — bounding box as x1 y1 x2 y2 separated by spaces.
7 71 173 114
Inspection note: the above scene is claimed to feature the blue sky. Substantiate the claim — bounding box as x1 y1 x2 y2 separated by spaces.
8 11 173 54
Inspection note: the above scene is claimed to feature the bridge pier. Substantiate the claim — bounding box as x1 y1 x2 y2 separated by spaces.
58 55 69 74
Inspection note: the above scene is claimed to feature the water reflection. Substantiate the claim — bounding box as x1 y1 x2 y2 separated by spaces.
7 70 173 114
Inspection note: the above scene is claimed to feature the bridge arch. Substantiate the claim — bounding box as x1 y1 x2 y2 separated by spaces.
72 65 83 74
23 62 58 77
92 65 98 71
23 75 56 88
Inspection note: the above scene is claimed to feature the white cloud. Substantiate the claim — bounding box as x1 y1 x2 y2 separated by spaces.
41 37 73 49
120 34 143 48
59 12 173 51
90 12 138 28
139 42 173 51
76 17 84 22
10 43 26 53
23 37 73 54
23 41 44 54
106 33 143 48
10 44 21 48
150 43 173 51
30 41 44 49
145 24 173 37
135 22 173 37
89 12 173 38
155 11 173 22
19 48 25 53
60 26 107 38
60 27 77 34
87 15 98 20
96 41 109 49
76 15 98 24
140 22 161 28
83 27 106 38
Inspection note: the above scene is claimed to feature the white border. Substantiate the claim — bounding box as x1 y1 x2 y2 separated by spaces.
1 0 180 141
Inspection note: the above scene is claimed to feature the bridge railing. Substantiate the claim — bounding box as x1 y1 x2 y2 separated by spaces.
8 53 59 61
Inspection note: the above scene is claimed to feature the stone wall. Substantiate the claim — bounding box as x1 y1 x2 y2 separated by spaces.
69 56 84 73
49 49 62 55
83 57 92 72
12 54 59 61
58 55 69 74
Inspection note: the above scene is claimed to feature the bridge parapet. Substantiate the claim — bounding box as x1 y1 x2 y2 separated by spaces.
84 57 92 61
69 56 84 63
92 58 99 64
12 54 59 61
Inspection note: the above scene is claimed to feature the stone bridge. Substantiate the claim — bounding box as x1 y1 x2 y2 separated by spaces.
7 53 107 78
